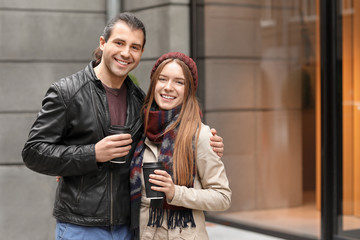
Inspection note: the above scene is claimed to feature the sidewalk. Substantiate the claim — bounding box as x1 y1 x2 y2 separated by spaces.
206 222 285 240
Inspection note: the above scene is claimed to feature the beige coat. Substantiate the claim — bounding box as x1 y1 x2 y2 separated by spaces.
139 123 232 240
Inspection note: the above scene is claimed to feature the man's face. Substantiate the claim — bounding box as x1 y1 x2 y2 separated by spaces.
99 21 144 83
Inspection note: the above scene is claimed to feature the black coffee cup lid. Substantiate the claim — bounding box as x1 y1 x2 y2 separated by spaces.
142 162 164 168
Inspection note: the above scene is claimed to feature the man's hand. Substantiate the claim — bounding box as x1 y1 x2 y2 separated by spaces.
95 134 132 162
210 128 224 157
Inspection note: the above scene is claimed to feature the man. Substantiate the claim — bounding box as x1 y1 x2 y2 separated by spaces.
22 12 223 240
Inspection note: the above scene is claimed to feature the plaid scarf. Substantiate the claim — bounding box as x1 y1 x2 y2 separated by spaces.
130 106 196 236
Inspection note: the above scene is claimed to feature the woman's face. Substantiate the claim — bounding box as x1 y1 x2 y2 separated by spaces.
154 61 186 111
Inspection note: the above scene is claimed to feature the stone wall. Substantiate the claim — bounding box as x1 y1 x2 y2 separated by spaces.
0 1 106 239
0 1 192 239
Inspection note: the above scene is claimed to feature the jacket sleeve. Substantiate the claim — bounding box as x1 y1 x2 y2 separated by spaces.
22 83 99 176
168 124 232 211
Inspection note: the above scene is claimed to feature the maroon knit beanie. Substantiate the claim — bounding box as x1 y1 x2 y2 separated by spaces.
150 52 198 90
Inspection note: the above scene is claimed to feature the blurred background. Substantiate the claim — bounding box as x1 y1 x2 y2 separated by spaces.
1 0 359 240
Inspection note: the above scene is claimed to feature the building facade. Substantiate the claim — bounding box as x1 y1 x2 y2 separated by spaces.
0 0 358 239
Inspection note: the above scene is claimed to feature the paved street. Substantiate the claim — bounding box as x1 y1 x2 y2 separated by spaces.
206 222 285 240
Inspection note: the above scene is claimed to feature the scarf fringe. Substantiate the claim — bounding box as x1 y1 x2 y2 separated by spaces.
147 207 164 227
147 207 196 230
168 209 196 229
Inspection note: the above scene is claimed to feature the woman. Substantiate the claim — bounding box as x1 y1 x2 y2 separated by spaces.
130 52 231 239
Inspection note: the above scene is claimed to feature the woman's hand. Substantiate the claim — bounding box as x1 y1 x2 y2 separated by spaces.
149 170 175 201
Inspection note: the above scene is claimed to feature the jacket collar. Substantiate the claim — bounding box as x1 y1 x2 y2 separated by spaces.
85 60 140 94
84 61 103 87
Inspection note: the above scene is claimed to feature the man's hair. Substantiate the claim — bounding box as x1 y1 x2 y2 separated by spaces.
92 12 146 64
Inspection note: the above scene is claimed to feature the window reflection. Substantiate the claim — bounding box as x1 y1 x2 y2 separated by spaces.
201 0 320 238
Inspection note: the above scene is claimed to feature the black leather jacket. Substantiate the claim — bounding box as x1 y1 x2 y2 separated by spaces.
22 61 145 226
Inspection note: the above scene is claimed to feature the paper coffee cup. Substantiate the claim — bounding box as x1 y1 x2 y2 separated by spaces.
108 125 131 164
142 162 165 199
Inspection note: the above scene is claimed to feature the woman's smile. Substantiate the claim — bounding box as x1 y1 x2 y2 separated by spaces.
154 61 185 110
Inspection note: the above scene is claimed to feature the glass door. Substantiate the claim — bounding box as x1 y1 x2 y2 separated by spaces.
340 0 360 238
322 0 360 239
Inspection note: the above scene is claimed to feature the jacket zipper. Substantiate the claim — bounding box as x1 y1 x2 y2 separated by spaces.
131 118 143 137
110 170 113 226
90 86 104 140
97 82 113 226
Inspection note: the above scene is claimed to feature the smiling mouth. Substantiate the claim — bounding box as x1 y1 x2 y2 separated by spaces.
115 58 130 66
161 94 175 100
